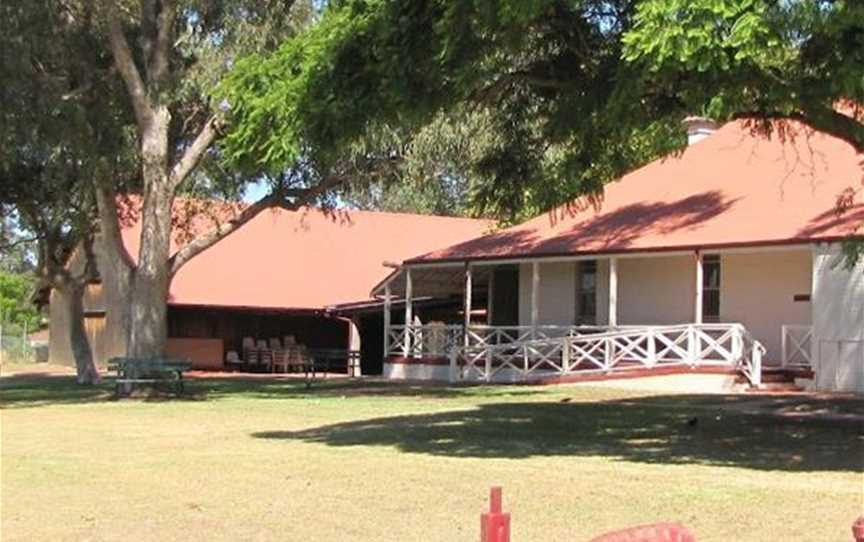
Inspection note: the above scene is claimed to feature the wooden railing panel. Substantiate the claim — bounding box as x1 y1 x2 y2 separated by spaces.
781 324 813 368
389 322 766 387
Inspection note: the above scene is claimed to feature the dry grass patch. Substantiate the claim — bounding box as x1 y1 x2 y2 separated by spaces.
1 366 862 541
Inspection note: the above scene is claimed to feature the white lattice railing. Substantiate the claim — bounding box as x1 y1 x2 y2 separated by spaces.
465 325 605 348
738 327 765 387
449 323 765 387
388 324 463 357
388 324 598 357
781 325 813 368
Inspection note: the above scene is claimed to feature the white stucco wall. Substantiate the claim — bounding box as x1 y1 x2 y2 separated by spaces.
515 257 694 327
811 243 864 393
722 250 812 361
518 262 576 326
618 255 695 325
511 250 815 367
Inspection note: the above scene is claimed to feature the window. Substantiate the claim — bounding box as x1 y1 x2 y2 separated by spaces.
702 255 720 322
491 266 520 326
576 261 597 324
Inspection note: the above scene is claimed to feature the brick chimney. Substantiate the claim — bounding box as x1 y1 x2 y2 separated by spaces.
682 116 719 145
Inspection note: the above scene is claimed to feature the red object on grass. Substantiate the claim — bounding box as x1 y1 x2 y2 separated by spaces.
480 487 511 542
587 522 697 542
852 516 864 542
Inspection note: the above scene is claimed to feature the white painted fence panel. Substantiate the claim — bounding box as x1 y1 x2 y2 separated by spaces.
388 323 765 387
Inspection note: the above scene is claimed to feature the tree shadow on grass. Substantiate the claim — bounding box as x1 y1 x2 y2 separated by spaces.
0 373 543 408
0 374 115 408
253 396 864 472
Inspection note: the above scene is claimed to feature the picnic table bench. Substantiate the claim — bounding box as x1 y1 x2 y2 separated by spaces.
302 349 360 388
108 357 192 397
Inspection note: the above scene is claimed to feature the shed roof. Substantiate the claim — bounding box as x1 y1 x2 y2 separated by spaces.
119 205 490 310
408 118 864 264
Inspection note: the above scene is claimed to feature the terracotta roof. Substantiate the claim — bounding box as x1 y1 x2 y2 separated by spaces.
409 119 864 263
119 206 490 310
28 328 50 343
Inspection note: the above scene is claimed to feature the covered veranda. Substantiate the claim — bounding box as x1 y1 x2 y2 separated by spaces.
374 246 819 386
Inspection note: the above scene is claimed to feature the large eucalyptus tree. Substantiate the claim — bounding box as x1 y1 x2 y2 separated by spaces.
90 1 330 358
1 0 136 382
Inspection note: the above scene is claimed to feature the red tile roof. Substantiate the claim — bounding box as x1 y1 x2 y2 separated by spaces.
28 328 50 343
119 206 490 310
409 119 864 263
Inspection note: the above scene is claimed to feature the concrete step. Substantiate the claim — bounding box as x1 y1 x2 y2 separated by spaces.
735 373 795 385
748 381 805 393
736 367 814 386
760 371 798 383
764 366 814 379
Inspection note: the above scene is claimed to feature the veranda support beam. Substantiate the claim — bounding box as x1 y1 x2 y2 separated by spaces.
464 263 473 347
347 317 362 376
694 251 703 324
384 283 391 356
425 242 809 270
608 257 618 327
531 262 540 330
404 268 413 357
487 269 495 325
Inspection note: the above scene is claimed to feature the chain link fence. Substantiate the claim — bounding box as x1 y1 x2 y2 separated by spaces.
0 324 45 364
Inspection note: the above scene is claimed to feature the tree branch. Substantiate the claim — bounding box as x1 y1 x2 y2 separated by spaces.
733 108 864 154
168 193 282 275
94 180 134 272
470 70 567 107
168 174 350 275
149 0 175 85
802 106 864 154
283 171 350 201
140 0 158 67
70 233 100 285
170 116 222 189
105 2 152 126
0 236 40 251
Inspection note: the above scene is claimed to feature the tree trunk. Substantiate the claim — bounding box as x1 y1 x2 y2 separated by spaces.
127 268 170 358
127 107 173 358
60 279 101 385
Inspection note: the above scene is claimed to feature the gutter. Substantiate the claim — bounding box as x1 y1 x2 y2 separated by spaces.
401 237 852 266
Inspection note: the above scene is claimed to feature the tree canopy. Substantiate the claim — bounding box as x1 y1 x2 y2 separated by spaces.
219 0 687 222
221 0 863 224
0 272 41 336
623 0 864 149
2 1 324 362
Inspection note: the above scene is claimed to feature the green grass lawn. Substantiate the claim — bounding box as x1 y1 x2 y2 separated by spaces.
1 364 862 542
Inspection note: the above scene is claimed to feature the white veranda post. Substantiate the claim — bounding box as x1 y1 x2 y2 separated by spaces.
487 270 495 325
463 263 472 347
404 268 413 357
608 257 618 327
348 317 362 377
531 262 540 334
694 252 704 324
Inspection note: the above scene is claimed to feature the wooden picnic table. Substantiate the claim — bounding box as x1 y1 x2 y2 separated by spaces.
302 349 360 388
108 357 192 397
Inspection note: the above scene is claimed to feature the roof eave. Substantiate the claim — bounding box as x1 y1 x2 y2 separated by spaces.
403 235 861 266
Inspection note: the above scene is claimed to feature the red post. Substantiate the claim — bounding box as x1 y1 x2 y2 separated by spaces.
852 516 864 542
480 486 510 542
490 486 502 514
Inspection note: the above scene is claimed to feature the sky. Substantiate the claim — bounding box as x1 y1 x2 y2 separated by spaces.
241 179 349 208
241 180 270 203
